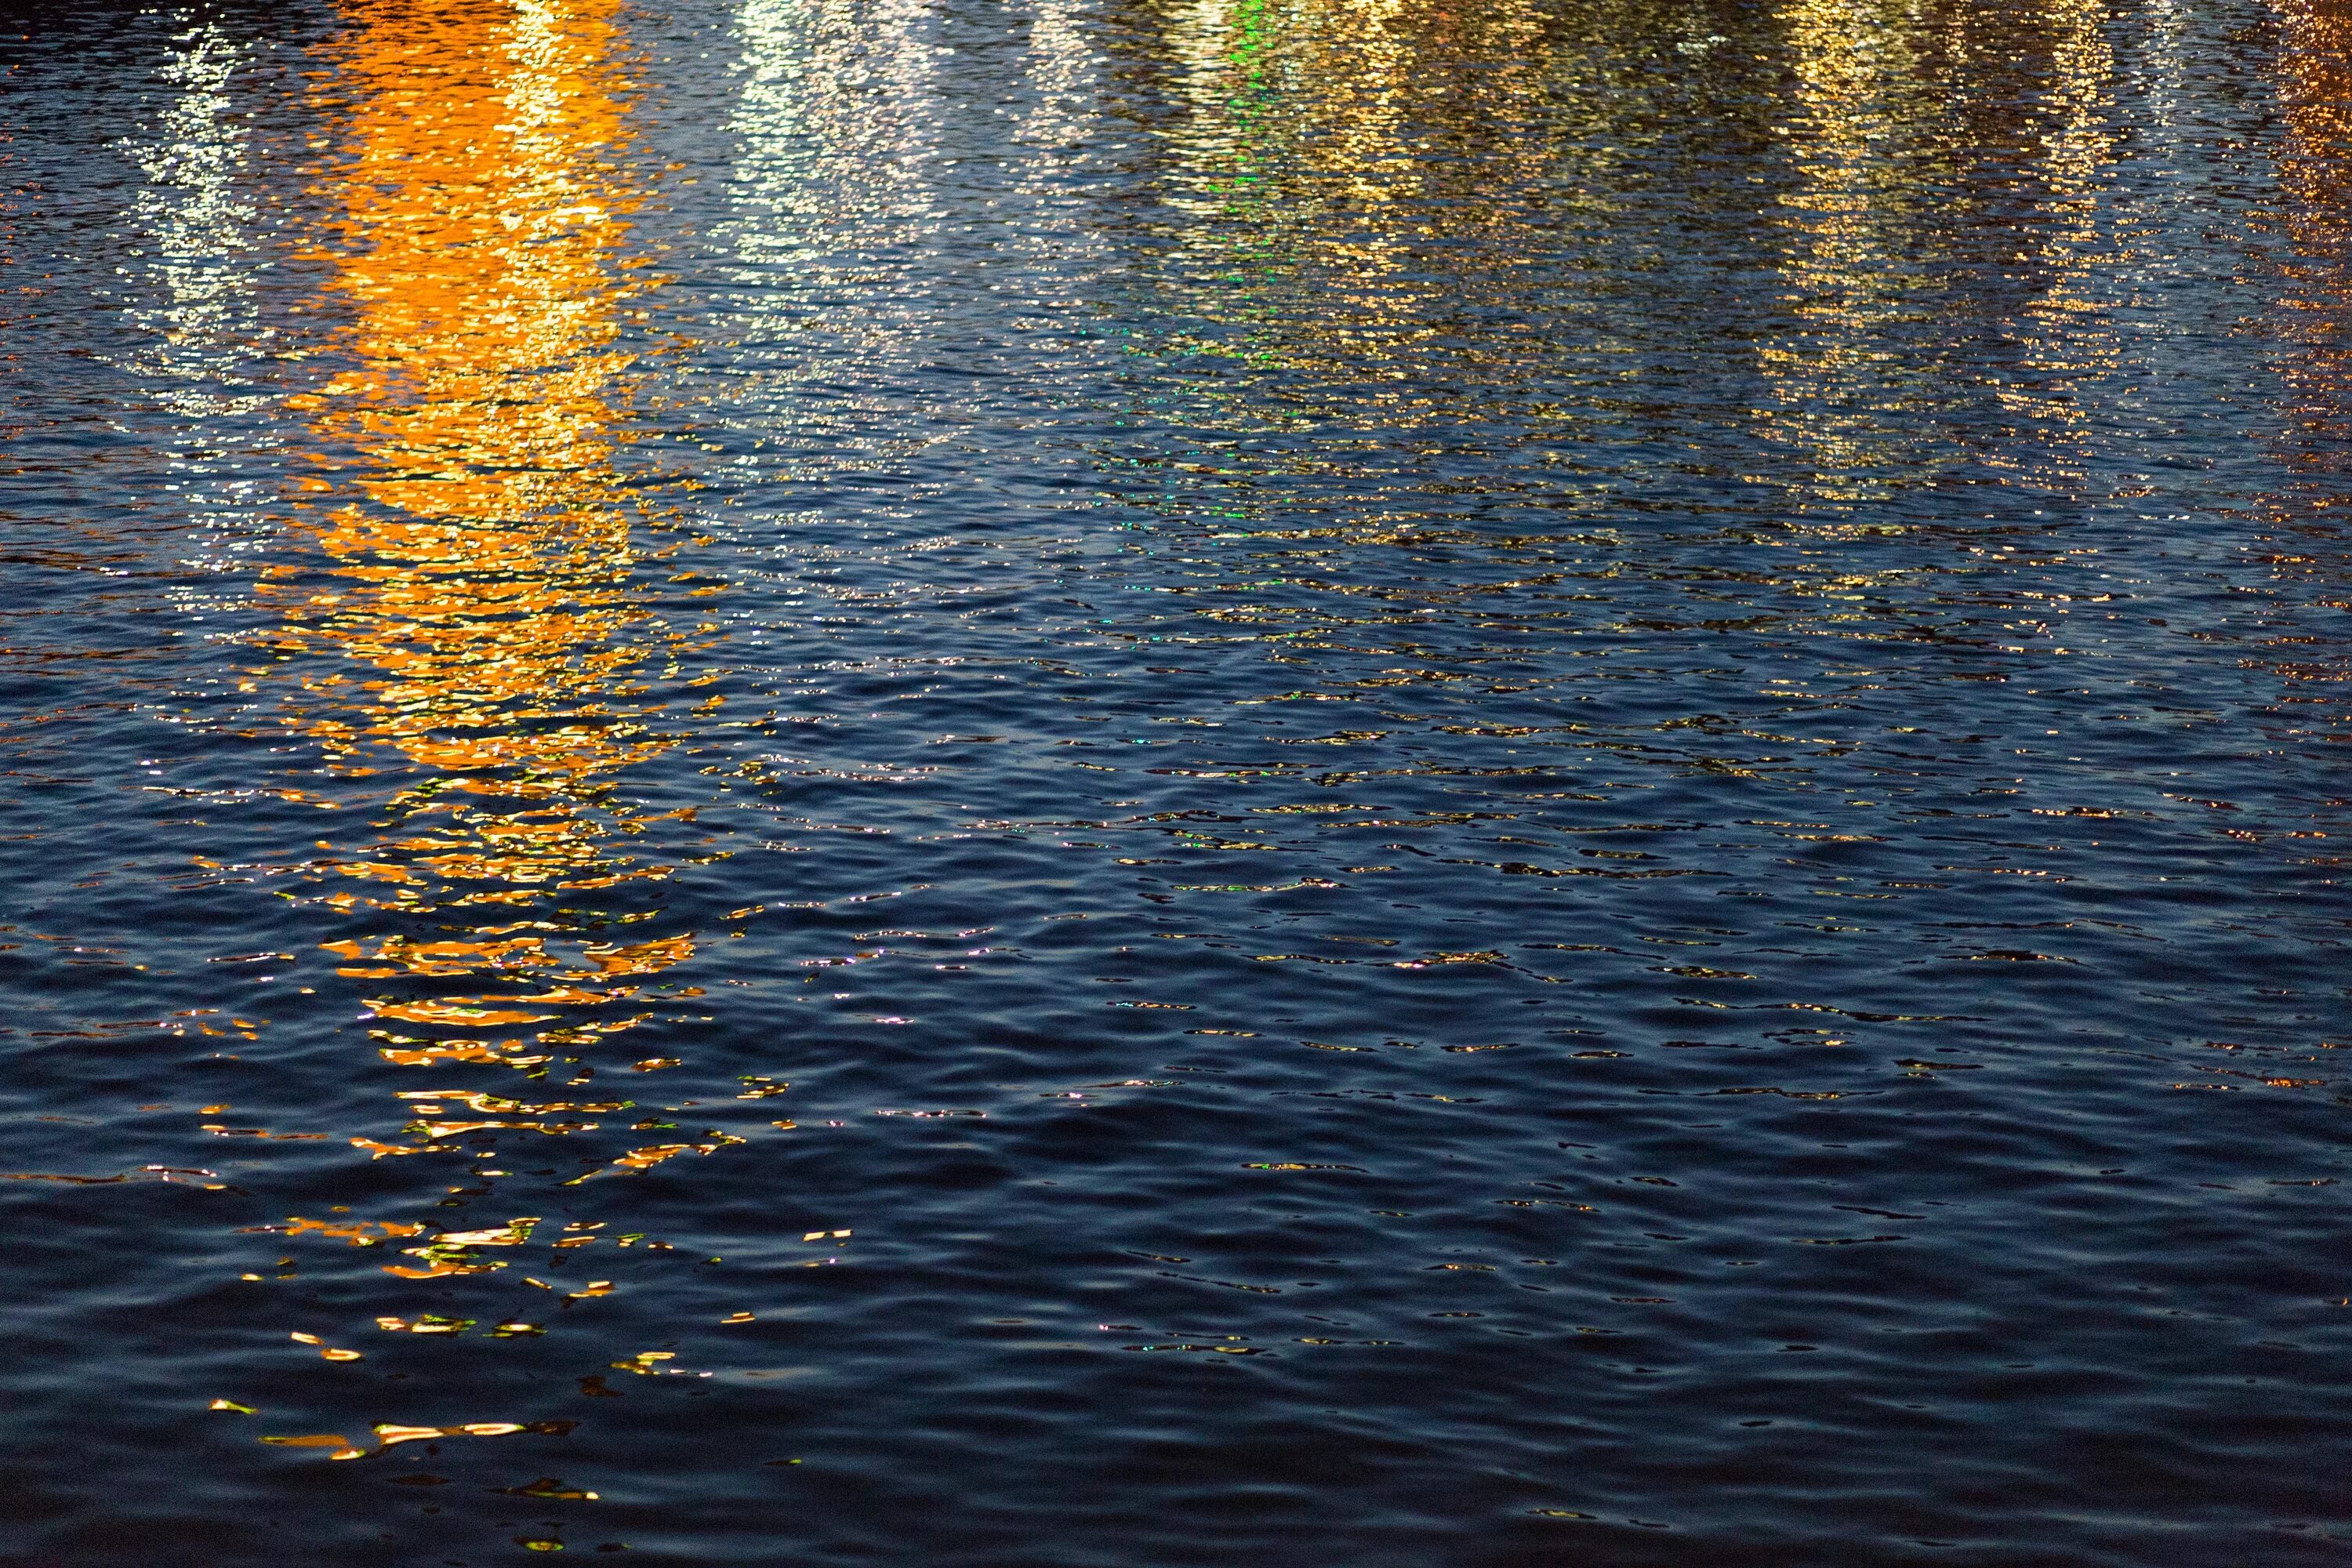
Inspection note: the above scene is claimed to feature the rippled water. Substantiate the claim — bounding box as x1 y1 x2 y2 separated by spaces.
3 0 2350 1561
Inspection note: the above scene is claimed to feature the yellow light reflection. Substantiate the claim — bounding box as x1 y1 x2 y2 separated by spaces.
267 0 703 1081
1152 0 1560 422
236 0 740 1472
2260 0 2352 738
1758 0 1952 513
2275 0 2352 465
1990 0 2122 487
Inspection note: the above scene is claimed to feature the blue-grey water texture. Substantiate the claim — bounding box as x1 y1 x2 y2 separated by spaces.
3 0 2350 1562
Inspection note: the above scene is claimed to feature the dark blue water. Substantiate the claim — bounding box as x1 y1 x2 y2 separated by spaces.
3 0 2350 1562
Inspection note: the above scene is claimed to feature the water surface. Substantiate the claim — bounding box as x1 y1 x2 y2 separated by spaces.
3 0 2350 1562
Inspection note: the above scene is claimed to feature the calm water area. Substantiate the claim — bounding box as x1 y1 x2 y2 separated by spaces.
3 0 2350 1561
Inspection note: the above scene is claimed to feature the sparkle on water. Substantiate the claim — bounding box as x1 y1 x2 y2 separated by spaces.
2 0 2349 1562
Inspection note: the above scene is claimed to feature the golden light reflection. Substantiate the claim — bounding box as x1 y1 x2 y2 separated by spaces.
1152 0 1561 422
2274 0 2352 464
218 1 742 1459
1988 0 2123 486
236 0 738 1426
2259 0 2352 745
1759 0 2131 514
264 0 706 1085
1758 0 1953 510
285 0 657 847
